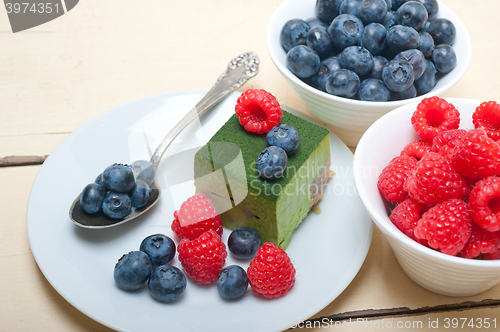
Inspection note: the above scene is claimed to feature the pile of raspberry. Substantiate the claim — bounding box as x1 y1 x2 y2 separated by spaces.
171 193 296 298
378 96 500 259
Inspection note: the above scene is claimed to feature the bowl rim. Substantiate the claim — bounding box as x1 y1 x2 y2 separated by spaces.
353 97 500 269
266 0 472 107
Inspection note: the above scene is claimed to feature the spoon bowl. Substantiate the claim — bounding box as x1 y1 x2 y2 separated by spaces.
69 51 259 228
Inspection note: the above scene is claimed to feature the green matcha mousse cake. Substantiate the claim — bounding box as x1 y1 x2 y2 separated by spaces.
194 110 331 248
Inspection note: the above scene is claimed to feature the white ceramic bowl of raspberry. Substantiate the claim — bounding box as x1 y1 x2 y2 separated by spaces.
353 98 500 297
266 0 472 148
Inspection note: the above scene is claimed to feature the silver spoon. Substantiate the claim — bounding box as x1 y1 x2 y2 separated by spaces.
69 51 259 228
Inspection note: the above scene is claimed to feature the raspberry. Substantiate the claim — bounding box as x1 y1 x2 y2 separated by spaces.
404 152 469 206
389 197 427 245
460 224 500 259
177 230 227 284
469 176 500 232
410 97 460 141
450 129 500 179
430 129 467 160
247 242 295 298
414 199 472 256
400 139 432 160
472 101 500 141
484 250 500 260
171 193 223 240
235 89 282 134
377 155 417 203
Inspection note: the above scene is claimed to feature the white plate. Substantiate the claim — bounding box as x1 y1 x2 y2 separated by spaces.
27 90 373 332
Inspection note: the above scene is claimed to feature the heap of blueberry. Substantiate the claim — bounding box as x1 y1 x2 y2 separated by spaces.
79 160 154 219
281 0 457 101
114 233 187 303
256 124 300 179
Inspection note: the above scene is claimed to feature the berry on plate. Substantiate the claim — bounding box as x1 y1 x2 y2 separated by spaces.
114 251 152 291
414 199 472 256
469 176 500 232
140 234 176 266
410 96 460 141
217 265 249 300
177 230 227 284
472 101 500 141
235 89 282 134
247 242 295 298
171 193 223 240
227 227 261 260
450 128 500 179
389 197 427 245
377 154 418 203
405 152 469 206
148 265 186 303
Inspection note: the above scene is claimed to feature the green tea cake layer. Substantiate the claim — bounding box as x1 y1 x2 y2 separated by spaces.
194 110 330 248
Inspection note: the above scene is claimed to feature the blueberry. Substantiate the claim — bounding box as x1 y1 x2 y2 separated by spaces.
80 183 105 214
217 265 248 300
102 163 135 193
427 18 456 45
416 0 438 21
394 49 427 79
129 179 152 208
340 46 374 76
384 0 393 10
418 31 434 58
392 0 410 10
339 0 362 16
306 17 329 29
358 78 391 101
95 173 103 186
357 0 388 25
306 26 336 59
102 191 132 219
382 59 415 92
420 20 430 33
130 160 155 187
325 69 361 98
395 1 428 31
309 56 342 92
140 234 175 267
390 84 417 100
286 45 321 79
414 59 437 94
366 55 388 80
114 251 152 291
328 14 364 50
382 10 396 29
148 265 186 303
256 146 288 179
227 227 261 260
315 0 343 23
431 44 456 73
386 25 420 54
280 19 310 52
360 23 387 56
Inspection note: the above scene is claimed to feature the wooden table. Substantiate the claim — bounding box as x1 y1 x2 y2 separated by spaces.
1 1 499 331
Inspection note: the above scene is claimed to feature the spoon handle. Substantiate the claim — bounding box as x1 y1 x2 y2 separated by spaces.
149 51 259 170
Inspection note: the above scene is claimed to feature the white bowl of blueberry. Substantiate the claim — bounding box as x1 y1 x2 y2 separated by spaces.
266 0 471 147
